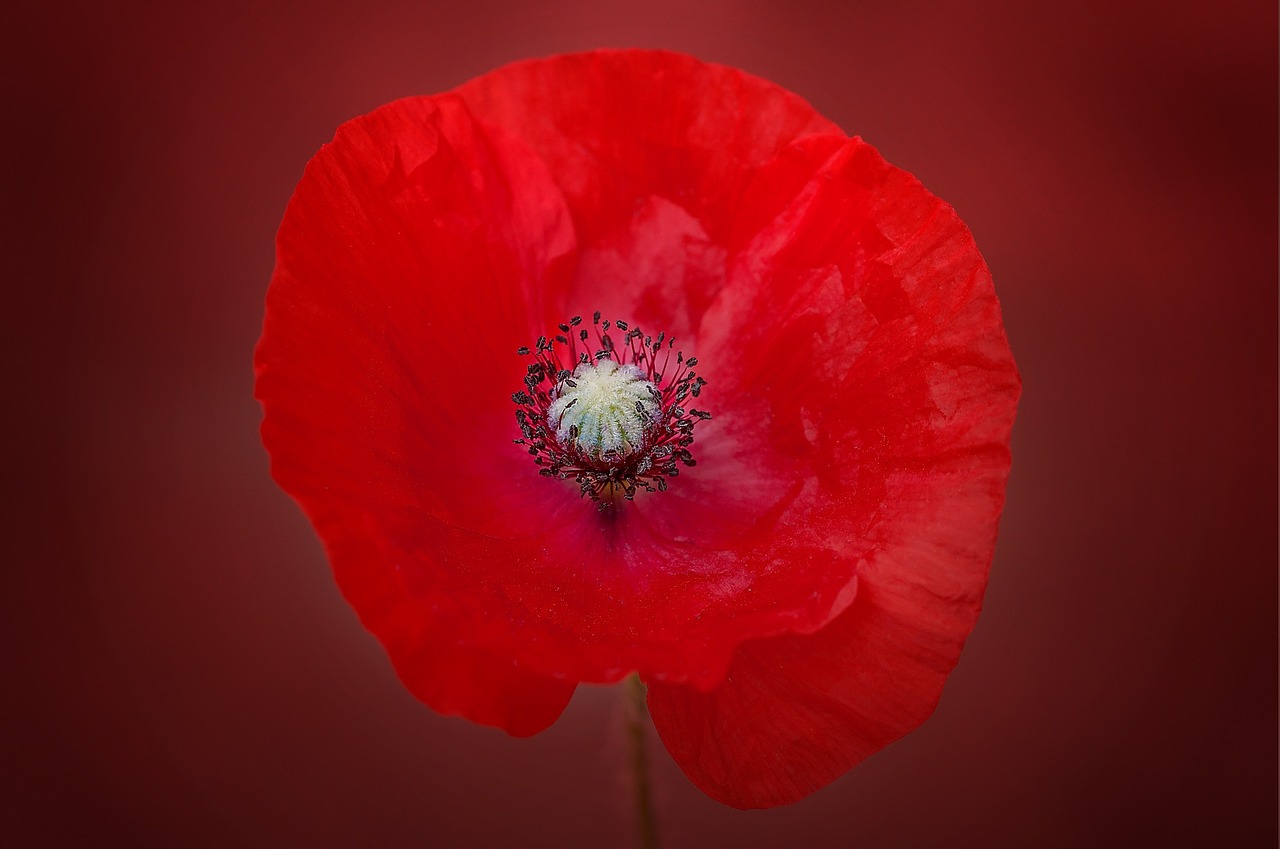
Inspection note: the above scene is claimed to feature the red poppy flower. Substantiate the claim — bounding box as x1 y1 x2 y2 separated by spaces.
255 49 1020 809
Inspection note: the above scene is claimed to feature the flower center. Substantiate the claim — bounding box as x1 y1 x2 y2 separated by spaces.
548 360 659 463
512 313 710 507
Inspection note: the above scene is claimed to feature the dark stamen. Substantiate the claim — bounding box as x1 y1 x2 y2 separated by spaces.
510 314 711 505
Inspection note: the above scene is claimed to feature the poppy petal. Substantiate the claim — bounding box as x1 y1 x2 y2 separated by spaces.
456 48 840 295
644 136 1019 806
646 434 1012 806
338 515 576 737
256 94 580 733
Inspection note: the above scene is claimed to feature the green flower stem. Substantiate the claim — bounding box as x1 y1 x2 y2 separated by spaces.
627 673 658 849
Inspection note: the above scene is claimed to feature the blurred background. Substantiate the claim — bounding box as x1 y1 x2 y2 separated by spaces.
5 1 1275 846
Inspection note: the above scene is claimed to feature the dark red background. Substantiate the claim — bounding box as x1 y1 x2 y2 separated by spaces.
6 1 1275 846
